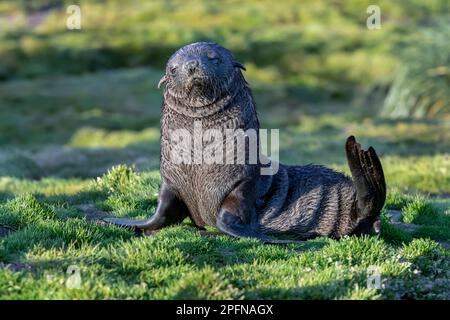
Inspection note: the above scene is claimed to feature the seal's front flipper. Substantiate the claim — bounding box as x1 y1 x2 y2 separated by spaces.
103 217 154 229
216 179 304 244
103 182 189 235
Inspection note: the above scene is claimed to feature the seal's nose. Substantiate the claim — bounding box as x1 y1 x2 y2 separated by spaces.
184 59 200 75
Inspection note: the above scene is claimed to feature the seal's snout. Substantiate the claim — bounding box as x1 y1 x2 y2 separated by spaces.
184 59 201 75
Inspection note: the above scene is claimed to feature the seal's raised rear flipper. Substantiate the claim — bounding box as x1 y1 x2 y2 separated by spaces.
345 136 386 233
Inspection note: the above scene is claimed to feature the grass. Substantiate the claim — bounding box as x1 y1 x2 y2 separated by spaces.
0 0 448 109
381 20 450 118
0 68 448 300
401 196 439 224
0 0 449 300
0 67 448 300
0 159 448 299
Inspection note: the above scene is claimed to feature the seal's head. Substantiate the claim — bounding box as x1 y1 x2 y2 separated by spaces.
159 42 246 107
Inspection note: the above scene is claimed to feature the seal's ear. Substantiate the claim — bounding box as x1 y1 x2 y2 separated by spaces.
158 75 167 89
233 61 246 71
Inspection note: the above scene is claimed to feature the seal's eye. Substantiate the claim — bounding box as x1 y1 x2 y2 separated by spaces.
169 66 177 75
207 51 220 64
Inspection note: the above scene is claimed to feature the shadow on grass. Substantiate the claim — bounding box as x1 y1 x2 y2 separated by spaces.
242 273 367 299
172 233 328 268
278 127 450 167
0 143 160 179
0 192 14 205
36 189 109 206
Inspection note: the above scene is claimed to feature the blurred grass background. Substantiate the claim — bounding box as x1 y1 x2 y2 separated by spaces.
0 0 449 300
0 0 448 192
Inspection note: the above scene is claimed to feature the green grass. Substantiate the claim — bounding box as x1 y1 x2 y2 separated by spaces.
0 68 450 299
0 0 448 109
0 67 448 300
401 196 439 224
0 164 449 299
0 0 449 300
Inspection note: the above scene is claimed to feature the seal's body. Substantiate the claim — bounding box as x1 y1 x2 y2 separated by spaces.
160 90 259 228
105 42 386 243
256 164 358 239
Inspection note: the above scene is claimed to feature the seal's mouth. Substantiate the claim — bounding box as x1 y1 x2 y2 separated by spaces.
190 76 203 83
186 75 208 90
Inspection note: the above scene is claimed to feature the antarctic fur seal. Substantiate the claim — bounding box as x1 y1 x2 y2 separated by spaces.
104 42 386 243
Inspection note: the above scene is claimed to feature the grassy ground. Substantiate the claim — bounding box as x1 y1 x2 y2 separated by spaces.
0 0 449 300
0 67 449 299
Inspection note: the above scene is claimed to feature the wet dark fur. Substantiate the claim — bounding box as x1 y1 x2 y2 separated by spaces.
104 42 386 243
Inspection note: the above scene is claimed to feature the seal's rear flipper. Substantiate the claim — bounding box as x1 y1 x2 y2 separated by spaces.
345 136 386 232
217 179 305 244
216 211 303 244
